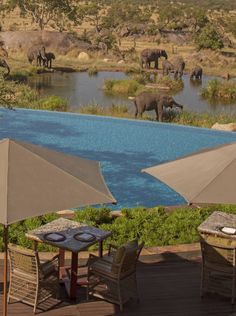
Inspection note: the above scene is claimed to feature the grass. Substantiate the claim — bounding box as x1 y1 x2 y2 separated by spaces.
201 79 236 101
155 76 184 92
103 79 144 96
0 77 68 111
78 103 236 128
79 103 129 117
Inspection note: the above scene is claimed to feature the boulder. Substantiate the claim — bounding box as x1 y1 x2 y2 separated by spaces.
78 51 90 61
212 122 236 132
117 59 125 64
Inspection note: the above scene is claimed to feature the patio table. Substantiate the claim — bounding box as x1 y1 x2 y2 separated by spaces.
26 217 112 300
198 211 236 241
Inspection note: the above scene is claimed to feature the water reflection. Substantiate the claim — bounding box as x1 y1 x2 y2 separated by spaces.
27 71 236 114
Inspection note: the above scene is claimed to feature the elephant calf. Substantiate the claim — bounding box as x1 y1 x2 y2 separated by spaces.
133 91 183 122
190 66 203 80
45 52 55 68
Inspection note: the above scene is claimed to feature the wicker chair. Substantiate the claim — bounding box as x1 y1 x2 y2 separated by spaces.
8 243 59 313
87 240 144 311
200 236 236 304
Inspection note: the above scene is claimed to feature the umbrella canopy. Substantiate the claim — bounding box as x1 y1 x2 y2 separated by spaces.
0 138 116 316
0 138 116 225
142 142 236 205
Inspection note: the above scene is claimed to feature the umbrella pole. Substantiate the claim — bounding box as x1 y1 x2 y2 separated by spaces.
3 225 8 316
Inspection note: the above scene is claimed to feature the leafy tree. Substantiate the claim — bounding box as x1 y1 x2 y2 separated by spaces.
6 0 79 30
79 2 105 33
186 7 209 31
195 24 224 50
158 5 183 30
101 1 151 30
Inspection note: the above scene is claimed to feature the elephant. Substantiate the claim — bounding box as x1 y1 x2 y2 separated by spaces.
162 60 174 76
0 58 10 76
133 91 183 122
162 57 185 79
172 57 185 79
190 66 203 80
27 46 47 67
140 48 168 69
45 52 55 68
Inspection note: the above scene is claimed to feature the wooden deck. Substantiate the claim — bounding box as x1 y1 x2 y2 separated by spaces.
1 255 236 316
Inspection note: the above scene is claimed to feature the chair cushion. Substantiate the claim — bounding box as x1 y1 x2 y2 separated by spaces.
111 246 126 274
91 258 116 278
40 260 57 278
124 240 138 251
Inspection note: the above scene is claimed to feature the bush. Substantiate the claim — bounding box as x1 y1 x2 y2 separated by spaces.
195 24 224 50
3 205 236 252
74 206 113 226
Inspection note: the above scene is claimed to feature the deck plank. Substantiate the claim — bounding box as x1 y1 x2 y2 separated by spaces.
1 257 236 316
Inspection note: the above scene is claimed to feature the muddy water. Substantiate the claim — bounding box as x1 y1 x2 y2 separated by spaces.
27 71 236 114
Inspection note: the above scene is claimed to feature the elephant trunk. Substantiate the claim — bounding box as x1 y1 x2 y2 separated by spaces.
173 100 183 110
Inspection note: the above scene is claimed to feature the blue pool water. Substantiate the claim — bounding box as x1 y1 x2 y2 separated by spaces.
1 108 236 209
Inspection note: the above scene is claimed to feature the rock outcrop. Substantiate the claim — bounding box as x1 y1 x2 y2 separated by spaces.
212 122 236 132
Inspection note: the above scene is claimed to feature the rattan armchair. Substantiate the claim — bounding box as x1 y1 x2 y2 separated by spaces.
200 236 236 304
87 240 144 311
8 243 59 313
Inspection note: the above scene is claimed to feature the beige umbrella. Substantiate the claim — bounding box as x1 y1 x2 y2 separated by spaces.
0 138 116 316
142 142 236 205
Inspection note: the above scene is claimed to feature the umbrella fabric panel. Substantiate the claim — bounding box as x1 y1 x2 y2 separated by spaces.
143 142 236 204
17 141 114 199
0 139 116 225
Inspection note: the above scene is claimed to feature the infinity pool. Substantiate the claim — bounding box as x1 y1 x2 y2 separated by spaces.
1 108 236 209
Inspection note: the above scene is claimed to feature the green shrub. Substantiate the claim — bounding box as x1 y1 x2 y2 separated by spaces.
195 24 224 50
74 206 113 226
4 205 236 252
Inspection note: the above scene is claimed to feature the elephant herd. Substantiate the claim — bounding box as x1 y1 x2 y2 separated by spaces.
136 47 204 121
140 48 203 80
0 46 55 78
27 46 55 68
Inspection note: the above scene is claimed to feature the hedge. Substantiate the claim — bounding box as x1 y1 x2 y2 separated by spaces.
2 204 236 252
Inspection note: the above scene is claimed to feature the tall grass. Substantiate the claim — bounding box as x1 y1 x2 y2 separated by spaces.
156 76 184 92
201 79 236 100
103 79 143 95
0 77 68 111
79 103 130 117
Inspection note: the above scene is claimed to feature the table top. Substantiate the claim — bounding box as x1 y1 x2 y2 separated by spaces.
198 211 236 239
26 217 112 252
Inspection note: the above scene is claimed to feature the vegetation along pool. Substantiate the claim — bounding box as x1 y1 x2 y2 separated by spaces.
1 108 236 209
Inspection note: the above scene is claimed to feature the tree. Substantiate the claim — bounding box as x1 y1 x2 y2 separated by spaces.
7 0 79 30
101 1 151 30
195 24 224 50
79 3 105 33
